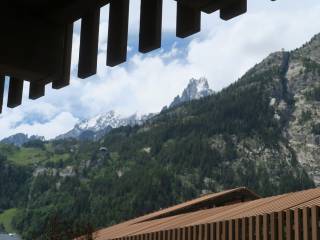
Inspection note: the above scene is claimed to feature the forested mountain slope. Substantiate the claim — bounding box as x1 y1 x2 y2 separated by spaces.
2 34 320 239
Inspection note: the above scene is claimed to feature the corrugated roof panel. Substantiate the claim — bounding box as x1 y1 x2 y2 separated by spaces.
92 188 320 240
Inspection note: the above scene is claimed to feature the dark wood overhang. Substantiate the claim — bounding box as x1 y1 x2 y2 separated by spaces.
0 0 267 113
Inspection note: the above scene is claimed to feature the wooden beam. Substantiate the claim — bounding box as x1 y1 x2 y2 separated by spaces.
0 75 5 113
220 0 247 21
52 24 73 89
201 0 234 14
29 82 45 100
78 8 100 78
7 77 23 108
176 2 201 38
107 0 130 67
139 0 163 53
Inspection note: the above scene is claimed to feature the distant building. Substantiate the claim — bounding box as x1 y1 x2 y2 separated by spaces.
85 187 320 240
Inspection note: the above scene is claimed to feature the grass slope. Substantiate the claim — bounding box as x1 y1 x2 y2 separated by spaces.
0 208 18 233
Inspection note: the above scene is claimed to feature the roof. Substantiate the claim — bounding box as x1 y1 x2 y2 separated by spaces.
90 187 259 240
92 187 320 240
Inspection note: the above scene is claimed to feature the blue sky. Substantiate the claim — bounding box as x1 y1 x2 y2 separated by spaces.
1 0 320 140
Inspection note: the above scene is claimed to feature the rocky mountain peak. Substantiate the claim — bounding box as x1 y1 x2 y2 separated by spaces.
169 77 213 108
77 110 121 130
55 110 142 140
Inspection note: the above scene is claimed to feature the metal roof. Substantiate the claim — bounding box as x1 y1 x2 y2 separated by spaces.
92 187 320 240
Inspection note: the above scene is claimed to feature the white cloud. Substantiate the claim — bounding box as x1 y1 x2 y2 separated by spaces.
1 1 320 140
0 109 78 140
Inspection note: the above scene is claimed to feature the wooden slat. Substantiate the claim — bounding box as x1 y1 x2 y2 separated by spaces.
263 214 269 240
29 82 45 100
139 0 163 53
256 216 262 240
204 224 208 240
270 212 277 240
201 0 233 14
190 226 194 240
242 218 247 240
78 8 100 78
228 220 234 240
193 226 197 240
294 208 302 240
302 208 310 240
0 75 5 113
176 2 201 38
211 223 216 240
187 226 192 240
177 228 181 240
286 210 294 240
220 0 247 21
178 0 211 8
234 219 239 240
7 77 23 108
222 221 227 240
199 225 204 240
107 0 129 67
216 222 221 240
277 212 284 240
248 217 254 240
311 206 319 240
172 229 176 240
182 227 186 240
52 23 73 89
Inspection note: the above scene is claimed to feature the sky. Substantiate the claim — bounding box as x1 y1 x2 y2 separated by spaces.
1 0 320 140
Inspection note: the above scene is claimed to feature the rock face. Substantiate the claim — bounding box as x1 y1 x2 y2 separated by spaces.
169 77 214 108
239 33 320 186
282 34 320 185
0 133 44 146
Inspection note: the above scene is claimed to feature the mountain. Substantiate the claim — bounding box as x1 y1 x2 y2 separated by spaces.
2 34 320 239
0 134 44 147
56 78 213 141
55 111 146 141
168 77 213 108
